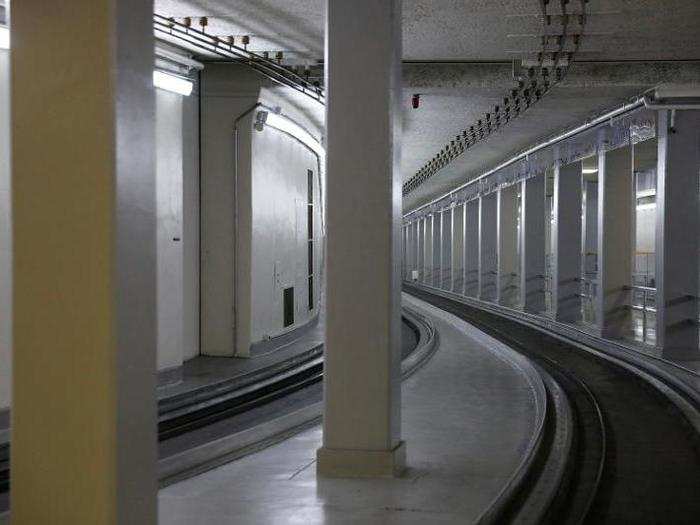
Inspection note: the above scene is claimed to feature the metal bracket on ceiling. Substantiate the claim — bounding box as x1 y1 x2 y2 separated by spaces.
153 14 324 105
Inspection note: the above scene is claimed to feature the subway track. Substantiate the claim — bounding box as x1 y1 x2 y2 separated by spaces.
0 315 426 508
159 317 420 441
406 284 700 525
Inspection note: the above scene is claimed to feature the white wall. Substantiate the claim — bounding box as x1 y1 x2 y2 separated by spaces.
0 49 11 409
249 119 322 343
155 79 200 373
200 64 324 357
156 88 185 371
182 81 200 362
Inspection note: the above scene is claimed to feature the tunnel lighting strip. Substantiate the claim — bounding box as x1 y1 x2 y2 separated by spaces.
402 0 589 197
153 70 194 96
156 44 205 71
259 110 325 157
153 14 324 105
0 26 9 50
404 97 645 218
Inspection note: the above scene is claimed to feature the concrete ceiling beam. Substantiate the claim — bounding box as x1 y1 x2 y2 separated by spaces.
403 61 700 91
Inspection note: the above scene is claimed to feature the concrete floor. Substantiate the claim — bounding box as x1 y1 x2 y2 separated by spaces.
158 294 540 524
157 316 323 400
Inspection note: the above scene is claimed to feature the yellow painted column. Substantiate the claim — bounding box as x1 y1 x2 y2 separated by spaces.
10 1 156 523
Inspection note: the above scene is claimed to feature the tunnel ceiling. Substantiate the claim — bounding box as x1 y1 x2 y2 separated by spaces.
155 0 700 210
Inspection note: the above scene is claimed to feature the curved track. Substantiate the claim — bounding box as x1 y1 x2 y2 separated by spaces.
158 315 422 441
407 284 700 525
0 315 427 508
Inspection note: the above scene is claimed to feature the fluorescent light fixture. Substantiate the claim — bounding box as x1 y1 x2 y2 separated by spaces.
261 110 325 157
637 203 656 211
153 70 193 96
582 167 598 174
0 27 9 50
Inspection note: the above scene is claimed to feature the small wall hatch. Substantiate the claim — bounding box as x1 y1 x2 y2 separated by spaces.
283 286 295 327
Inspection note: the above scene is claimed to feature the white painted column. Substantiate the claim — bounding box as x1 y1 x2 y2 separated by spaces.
552 160 583 322
11 1 157 522
424 215 433 285
497 185 519 307
412 222 419 279
432 211 442 287
406 221 415 279
182 89 200 362
582 181 598 276
441 207 453 290
479 193 498 301
402 224 408 280
596 145 633 339
416 219 424 281
464 200 480 297
656 110 700 360
581 179 598 325
452 203 465 293
407 224 413 280
520 174 546 313
319 0 405 477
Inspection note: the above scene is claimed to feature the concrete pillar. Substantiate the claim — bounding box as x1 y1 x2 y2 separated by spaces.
479 193 498 301
402 224 408 278
407 221 416 279
417 219 424 281
656 110 700 360
552 160 582 322
582 181 599 276
497 185 519 307
452 203 465 293
582 180 599 324
597 145 633 339
424 215 433 285
319 0 404 477
520 174 546 313
464 200 480 297
441 208 453 290
11 1 157 523
411 221 418 280
402 224 408 280
432 211 442 287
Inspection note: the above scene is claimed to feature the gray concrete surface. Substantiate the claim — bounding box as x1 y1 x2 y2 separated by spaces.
153 1 700 211
318 0 404 478
154 1 700 63
158 293 541 523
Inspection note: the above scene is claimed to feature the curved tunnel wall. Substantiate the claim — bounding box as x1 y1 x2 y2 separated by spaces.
200 64 325 358
403 105 700 361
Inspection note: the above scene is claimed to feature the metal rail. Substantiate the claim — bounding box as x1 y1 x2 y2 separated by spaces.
406 282 700 523
403 96 645 219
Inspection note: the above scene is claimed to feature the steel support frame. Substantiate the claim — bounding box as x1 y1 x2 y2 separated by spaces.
655 109 700 360
596 143 633 339
520 174 546 313
479 193 498 302
552 158 583 322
